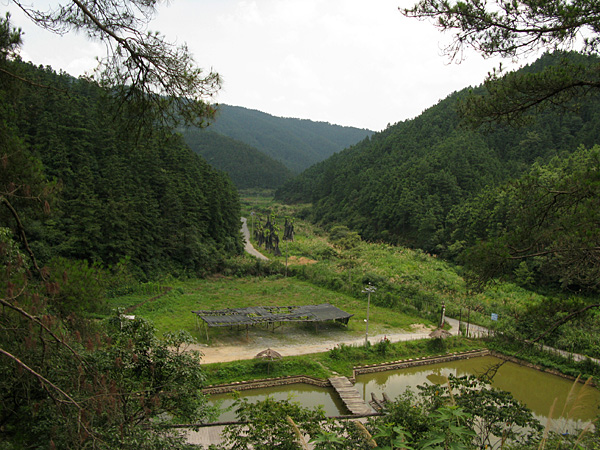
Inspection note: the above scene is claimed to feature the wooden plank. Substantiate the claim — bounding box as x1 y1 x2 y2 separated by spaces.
328 377 374 415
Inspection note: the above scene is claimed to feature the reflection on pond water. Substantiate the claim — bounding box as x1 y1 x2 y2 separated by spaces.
355 356 600 432
208 356 600 433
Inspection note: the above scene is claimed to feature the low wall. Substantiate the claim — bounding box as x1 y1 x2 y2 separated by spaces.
489 350 598 387
203 375 329 395
351 349 490 381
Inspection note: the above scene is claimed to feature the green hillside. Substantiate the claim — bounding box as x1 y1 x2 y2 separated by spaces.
182 129 293 189
187 104 374 173
4 60 243 278
276 52 600 293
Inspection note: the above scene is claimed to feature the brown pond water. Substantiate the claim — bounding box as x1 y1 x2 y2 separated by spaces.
210 383 348 422
355 356 600 433
209 356 600 431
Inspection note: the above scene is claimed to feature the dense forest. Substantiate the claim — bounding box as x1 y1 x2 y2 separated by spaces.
182 129 293 189
276 52 600 293
2 1 600 445
0 7 249 447
3 60 243 278
182 104 374 173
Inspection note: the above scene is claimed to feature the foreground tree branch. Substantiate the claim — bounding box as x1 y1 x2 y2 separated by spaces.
1 195 45 279
0 347 82 410
401 1 600 125
11 0 221 129
0 297 85 363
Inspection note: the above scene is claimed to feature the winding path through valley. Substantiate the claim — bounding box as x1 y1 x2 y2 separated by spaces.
241 217 268 260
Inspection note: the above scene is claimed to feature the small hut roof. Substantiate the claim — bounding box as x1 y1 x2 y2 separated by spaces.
429 328 452 339
254 348 282 360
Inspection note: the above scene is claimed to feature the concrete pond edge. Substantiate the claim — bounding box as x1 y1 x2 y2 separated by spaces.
202 349 488 395
203 347 596 396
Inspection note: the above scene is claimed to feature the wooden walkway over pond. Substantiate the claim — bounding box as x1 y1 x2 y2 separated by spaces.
328 376 374 415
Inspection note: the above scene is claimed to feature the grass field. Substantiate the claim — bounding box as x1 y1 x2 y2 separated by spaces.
99 192 600 387
106 276 429 343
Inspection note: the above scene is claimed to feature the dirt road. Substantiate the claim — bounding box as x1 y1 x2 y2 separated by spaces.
241 217 268 260
190 322 450 364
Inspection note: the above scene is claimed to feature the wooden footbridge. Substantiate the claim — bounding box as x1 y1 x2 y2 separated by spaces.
328 376 374 415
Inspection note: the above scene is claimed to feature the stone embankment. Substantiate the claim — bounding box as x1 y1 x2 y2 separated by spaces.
203 375 328 395
202 349 489 398
351 349 489 380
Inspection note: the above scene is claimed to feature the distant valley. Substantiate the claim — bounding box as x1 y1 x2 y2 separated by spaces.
181 104 374 188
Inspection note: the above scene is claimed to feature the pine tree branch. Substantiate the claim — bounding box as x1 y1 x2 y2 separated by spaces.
0 297 85 364
0 66 68 93
0 346 82 409
530 304 600 344
0 196 45 280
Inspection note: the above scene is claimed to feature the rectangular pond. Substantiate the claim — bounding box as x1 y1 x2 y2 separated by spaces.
207 355 599 433
209 383 348 422
354 355 600 433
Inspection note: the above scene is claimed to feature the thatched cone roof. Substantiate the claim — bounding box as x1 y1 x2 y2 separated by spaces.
254 348 282 361
429 328 452 339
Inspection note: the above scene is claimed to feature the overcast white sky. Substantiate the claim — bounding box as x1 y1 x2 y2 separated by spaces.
5 0 530 131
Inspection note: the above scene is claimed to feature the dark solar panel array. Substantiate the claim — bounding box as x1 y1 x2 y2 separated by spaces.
192 303 353 327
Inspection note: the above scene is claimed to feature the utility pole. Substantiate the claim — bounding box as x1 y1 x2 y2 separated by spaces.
439 301 446 328
362 284 376 346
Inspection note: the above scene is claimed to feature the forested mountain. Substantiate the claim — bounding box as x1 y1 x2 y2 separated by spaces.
276 52 600 290
4 60 243 278
182 129 293 189
182 104 374 173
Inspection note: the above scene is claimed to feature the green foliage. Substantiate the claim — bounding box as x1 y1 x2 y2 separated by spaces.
0 227 28 273
329 225 361 250
5 59 242 278
1 303 211 449
44 257 108 316
459 145 600 293
220 396 325 449
212 373 548 449
276 52 600 294
374 390 431 445
182 129 294 189
12 0 221 131
418 375 542 448
370 376 542 450
404 0 600 126
0 13 237 449
374 423 415 450
324 338 482 377
203 355 331 385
